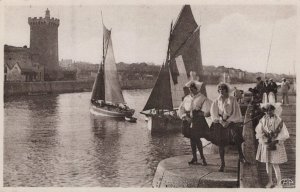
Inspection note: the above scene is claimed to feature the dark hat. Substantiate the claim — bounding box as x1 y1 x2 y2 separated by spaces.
256 77 261 80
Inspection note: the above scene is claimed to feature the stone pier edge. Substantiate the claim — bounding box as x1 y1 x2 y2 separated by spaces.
240 104 261 188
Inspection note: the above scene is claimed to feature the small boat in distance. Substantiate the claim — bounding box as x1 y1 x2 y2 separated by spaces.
90 21 135 120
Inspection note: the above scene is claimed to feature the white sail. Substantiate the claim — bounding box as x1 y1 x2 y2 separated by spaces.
103 25 125 104
170 55 189 109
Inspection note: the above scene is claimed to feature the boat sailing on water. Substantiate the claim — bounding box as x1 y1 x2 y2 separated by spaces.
90 21 135 121
141 5 207 133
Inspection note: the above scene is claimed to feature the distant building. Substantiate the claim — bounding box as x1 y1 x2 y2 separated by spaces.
4 45 43 82
4 9 62 82
60 59 73 68
74 62 99 80
238 69 245 79
28 9 60 81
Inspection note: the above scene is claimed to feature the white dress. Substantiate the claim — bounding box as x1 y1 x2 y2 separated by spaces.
255 115 289 164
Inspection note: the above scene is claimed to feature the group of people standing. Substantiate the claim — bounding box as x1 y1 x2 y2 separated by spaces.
253 76 290 104
178 72 289 188
178 72 247 172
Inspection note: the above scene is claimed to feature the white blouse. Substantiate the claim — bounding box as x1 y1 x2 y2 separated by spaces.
178 95 192 119
210 95 243 123
178 93 211 119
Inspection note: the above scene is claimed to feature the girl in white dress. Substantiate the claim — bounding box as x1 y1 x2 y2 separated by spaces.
255 103 289 188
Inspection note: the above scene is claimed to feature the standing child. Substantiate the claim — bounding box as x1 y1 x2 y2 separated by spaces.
255 103 289 188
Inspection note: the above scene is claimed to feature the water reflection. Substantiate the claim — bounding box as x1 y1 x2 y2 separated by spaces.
4 84 255 187
90 116 123 187
4 94 60 186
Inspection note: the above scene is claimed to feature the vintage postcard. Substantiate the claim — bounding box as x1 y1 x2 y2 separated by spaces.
1 0 299 191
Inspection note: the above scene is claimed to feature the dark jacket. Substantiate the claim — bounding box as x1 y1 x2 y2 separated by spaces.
254 81 265 101
269 82 278 94
263 82 272 94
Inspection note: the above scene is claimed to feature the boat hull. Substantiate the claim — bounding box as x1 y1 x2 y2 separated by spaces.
146 115 182 133
90 105 133 118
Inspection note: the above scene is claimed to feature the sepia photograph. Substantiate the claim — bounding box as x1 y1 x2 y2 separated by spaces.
1 0 298 190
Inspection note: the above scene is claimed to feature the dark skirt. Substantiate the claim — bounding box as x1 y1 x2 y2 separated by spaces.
181 119 191 138
181 110 210 139
209 122 244 146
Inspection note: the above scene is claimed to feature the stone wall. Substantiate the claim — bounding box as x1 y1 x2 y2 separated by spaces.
4 79 155 96
240 105 261 188
4 80 93 97
120 79 155 89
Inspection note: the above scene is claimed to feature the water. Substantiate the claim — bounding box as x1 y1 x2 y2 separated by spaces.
4 84 254 187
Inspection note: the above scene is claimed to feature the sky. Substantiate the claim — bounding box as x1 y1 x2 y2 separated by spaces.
2 3 298 75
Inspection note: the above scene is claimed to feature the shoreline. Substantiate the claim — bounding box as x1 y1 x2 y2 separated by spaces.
4 80 295 97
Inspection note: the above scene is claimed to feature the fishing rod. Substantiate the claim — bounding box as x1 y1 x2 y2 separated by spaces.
202 113 263 149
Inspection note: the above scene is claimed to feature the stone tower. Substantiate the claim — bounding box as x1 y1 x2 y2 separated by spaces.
28 9 60 81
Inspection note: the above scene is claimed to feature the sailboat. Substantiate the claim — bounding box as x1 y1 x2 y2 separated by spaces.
90 22 135 120
141 5 207 133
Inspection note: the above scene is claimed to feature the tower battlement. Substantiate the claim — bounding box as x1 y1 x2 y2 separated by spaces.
28 17 60 26
28 8 59 26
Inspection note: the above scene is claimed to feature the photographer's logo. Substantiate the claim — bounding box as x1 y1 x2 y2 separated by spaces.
281 178 294 187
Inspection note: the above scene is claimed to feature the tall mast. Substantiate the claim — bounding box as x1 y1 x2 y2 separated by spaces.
101 11 105 68
101 11 105 101
264 8 277 79
165 21 173 67
264 22 275 79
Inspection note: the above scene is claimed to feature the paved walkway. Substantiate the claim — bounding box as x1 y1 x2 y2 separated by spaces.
257 103 296 188
152 95 296 188
241 95 296 188
152 154 239 188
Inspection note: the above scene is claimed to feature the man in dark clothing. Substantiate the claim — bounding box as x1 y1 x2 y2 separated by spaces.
254 77 265 103
269 78 278 102
263 79 272 96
